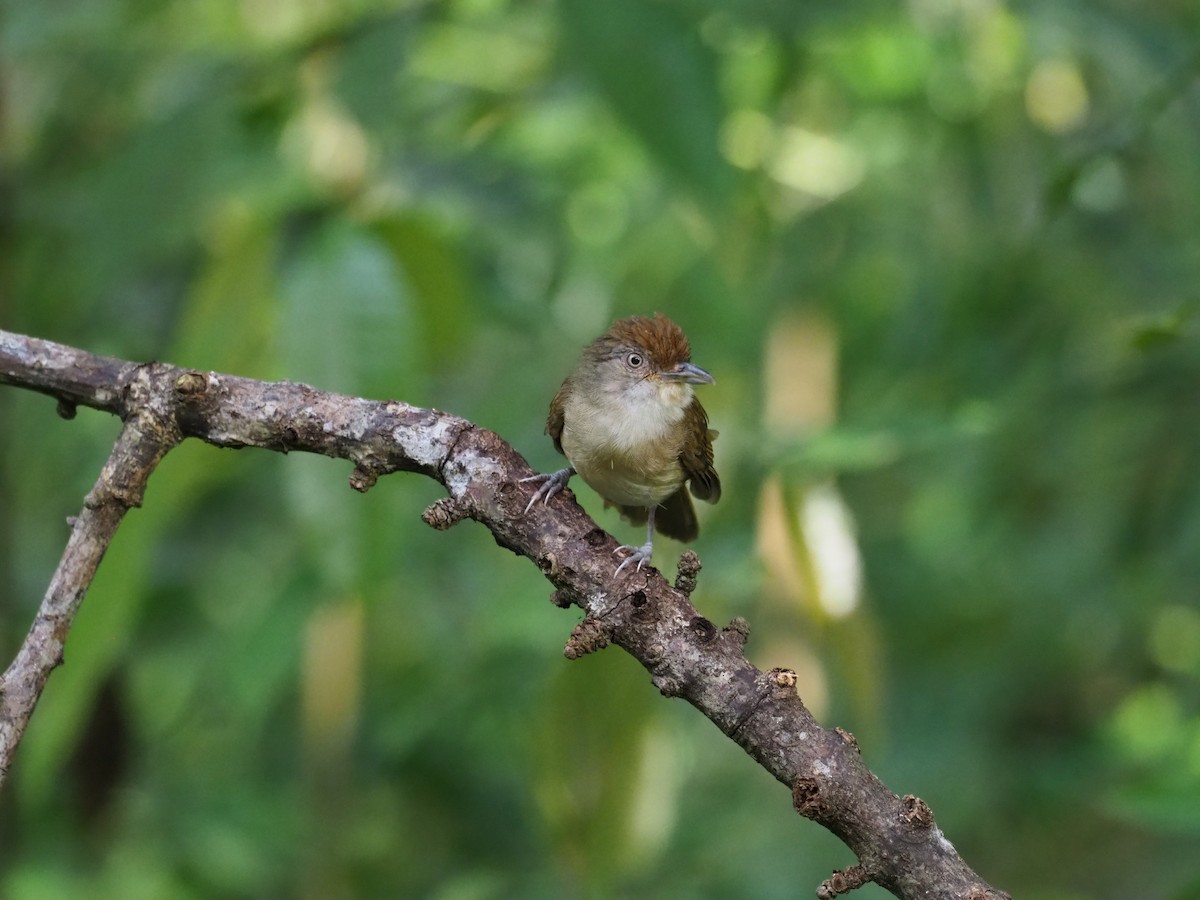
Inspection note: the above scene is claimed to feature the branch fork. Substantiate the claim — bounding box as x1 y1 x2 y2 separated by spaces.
0 330 1009 900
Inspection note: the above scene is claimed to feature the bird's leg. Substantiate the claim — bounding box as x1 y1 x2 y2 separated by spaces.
520 466 575 514
614 505 656 575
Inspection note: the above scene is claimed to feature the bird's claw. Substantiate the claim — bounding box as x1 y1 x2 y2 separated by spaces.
521 467 573 514
614 541 653 576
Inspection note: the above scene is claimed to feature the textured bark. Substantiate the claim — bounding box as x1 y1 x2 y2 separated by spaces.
0 329 1009 900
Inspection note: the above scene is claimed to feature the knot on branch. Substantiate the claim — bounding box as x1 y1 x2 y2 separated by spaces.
173 371 210 396
349 463 379 493
835 727 860 753
901 794 935 829
967 888 1013 900
816 864 871 899
688 616 716 643
564 614 612 659
56 398 77 420
770 667 798 693
84 478 142 512
723 616 750 647
792 775 827 820
533 552 560 577
644 644 686 697
675 549 702 594
652 674 684 697
626 588 650 617
584 528 607 548
422 497 468 530
547 582 589 610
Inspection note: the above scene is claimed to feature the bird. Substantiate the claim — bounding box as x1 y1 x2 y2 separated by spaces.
522 313 720 575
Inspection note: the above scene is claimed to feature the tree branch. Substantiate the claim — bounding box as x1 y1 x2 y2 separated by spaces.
0 329 1008 900
0 356 179 785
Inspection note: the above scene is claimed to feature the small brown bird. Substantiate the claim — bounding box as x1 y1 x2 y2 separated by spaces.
523 313 720 574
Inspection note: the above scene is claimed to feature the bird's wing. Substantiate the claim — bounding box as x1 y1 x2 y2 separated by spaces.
680 399 721 503
546 379 570 455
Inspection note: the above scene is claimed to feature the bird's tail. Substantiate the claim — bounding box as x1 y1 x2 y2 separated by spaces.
613 487 699 543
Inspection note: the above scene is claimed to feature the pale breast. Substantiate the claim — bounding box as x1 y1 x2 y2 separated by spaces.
560 390 687 508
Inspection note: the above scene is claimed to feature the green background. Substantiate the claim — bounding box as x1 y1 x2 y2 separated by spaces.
3 1 1200 897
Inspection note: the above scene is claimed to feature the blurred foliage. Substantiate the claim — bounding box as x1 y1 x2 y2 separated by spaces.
3 0 1200 897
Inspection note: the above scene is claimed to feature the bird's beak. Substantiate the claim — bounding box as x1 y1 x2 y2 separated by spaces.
660 361 715 385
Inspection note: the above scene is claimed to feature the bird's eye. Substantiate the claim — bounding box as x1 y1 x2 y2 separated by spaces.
626 352 644 368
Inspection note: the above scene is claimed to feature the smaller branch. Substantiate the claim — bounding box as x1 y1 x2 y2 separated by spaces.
817 864 872 899
0 369 178 788
673 548 702 595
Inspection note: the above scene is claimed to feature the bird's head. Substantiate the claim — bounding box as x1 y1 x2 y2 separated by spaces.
580 313 714 411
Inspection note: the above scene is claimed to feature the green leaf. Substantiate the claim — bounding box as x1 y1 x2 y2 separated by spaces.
278 218 415 399
372 215 475 368
558 0 732 203
172 206 281 376
1127 301 1196 352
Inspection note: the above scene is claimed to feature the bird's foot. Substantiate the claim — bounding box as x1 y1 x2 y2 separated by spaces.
520 467 574 514
614 540 654 576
